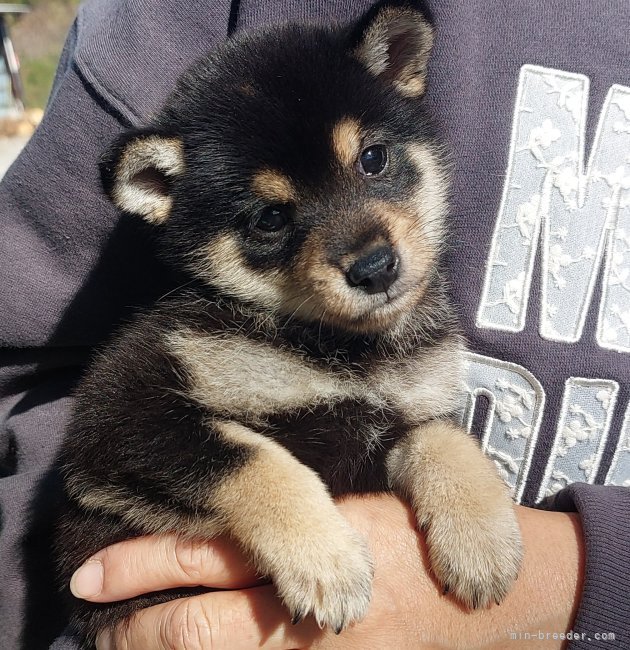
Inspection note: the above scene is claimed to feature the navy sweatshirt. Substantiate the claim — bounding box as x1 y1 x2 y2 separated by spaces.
1 1 629 648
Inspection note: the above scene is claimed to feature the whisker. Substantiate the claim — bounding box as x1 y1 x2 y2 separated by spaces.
156 278 197 303
282 293 315 330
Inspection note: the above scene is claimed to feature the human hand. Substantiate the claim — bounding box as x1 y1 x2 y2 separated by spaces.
70 495 583 649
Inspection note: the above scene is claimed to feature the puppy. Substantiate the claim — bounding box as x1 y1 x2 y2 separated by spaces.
55 1 522 645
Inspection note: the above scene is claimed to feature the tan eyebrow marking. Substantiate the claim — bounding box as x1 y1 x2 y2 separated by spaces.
332 117 362 167
252 169 296 203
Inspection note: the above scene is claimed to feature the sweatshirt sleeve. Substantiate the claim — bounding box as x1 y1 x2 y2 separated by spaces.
542 483 630 649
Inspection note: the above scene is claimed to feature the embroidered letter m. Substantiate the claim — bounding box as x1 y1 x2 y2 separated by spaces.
477 65 630 351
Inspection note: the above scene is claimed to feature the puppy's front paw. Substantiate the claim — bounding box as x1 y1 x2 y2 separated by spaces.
272 524 373 633
425 500 522 609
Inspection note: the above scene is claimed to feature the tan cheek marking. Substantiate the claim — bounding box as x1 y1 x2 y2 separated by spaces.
290 215 414 332
354 200 440 327
370 144 448 280
188 233 286 308
294 230 339 292
289 230 359 324
332 117 362 167
406 143 449 248
252 169 296 204
370 199 437 270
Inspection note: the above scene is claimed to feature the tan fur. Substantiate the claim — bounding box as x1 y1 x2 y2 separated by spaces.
166 329 349 417
374 199 438 299
185 146 447 334
354 7 434 98
112 136 184 224
406 143 449 248
370 335 465 421
212 421 373 630
189 232 287 308
252 169 296 204
238 83 257 97
166 327 466 428
386 421 522 608
331 118 362 167
66 477 222 539
288 222 392 332
288 227 362 328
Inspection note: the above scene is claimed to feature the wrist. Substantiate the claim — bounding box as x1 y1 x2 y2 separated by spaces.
335 497 583 649
439 506 584 649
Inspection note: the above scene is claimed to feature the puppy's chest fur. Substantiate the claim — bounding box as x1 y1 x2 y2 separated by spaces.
161 295 464 493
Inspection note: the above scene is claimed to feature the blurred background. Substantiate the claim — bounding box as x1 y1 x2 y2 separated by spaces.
1 0 78 176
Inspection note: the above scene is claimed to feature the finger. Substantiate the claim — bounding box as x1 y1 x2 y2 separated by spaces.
96 585 320 650
71 534 261 603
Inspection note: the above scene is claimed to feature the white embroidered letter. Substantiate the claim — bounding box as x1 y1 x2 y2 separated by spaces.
606 403 630 487
537 377 619 501
477 65 630 351
460 352 545 503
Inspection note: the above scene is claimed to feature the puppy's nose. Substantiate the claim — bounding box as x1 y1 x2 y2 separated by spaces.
346 245 399 294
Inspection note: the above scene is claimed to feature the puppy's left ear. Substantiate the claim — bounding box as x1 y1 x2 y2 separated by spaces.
351 0 434 98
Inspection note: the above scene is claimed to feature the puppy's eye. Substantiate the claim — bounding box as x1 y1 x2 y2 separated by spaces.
358 145 388 176
254 205 289 232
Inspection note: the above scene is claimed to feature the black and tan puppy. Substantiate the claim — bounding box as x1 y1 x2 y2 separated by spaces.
55 1 522 645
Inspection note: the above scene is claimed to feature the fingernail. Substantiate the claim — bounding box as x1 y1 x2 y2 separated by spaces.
96 629 114 650
70 559 104 599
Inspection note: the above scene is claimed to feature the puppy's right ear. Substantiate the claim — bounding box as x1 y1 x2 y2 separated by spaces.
100 132 184 225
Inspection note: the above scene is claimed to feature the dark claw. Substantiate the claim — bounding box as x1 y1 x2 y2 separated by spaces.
334 625 344 635
495 598 502 606
291 612 304 626
442 584 450 595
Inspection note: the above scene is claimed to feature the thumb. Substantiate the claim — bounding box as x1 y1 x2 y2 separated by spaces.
70 534 261 602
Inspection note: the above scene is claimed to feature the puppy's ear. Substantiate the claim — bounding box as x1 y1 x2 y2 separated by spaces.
351 1 434 98
100 132 184 225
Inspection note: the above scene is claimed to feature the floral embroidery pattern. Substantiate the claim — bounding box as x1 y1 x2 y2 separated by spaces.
538 378 618 501
459 353 545 503
461 354 630 500
476 65 630 352
606 409 630 487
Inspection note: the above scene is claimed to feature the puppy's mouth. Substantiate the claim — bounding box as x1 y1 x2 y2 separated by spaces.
284 247 426 334
354 284 404 309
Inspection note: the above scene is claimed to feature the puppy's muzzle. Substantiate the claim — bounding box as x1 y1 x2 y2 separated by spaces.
345 245 399 295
